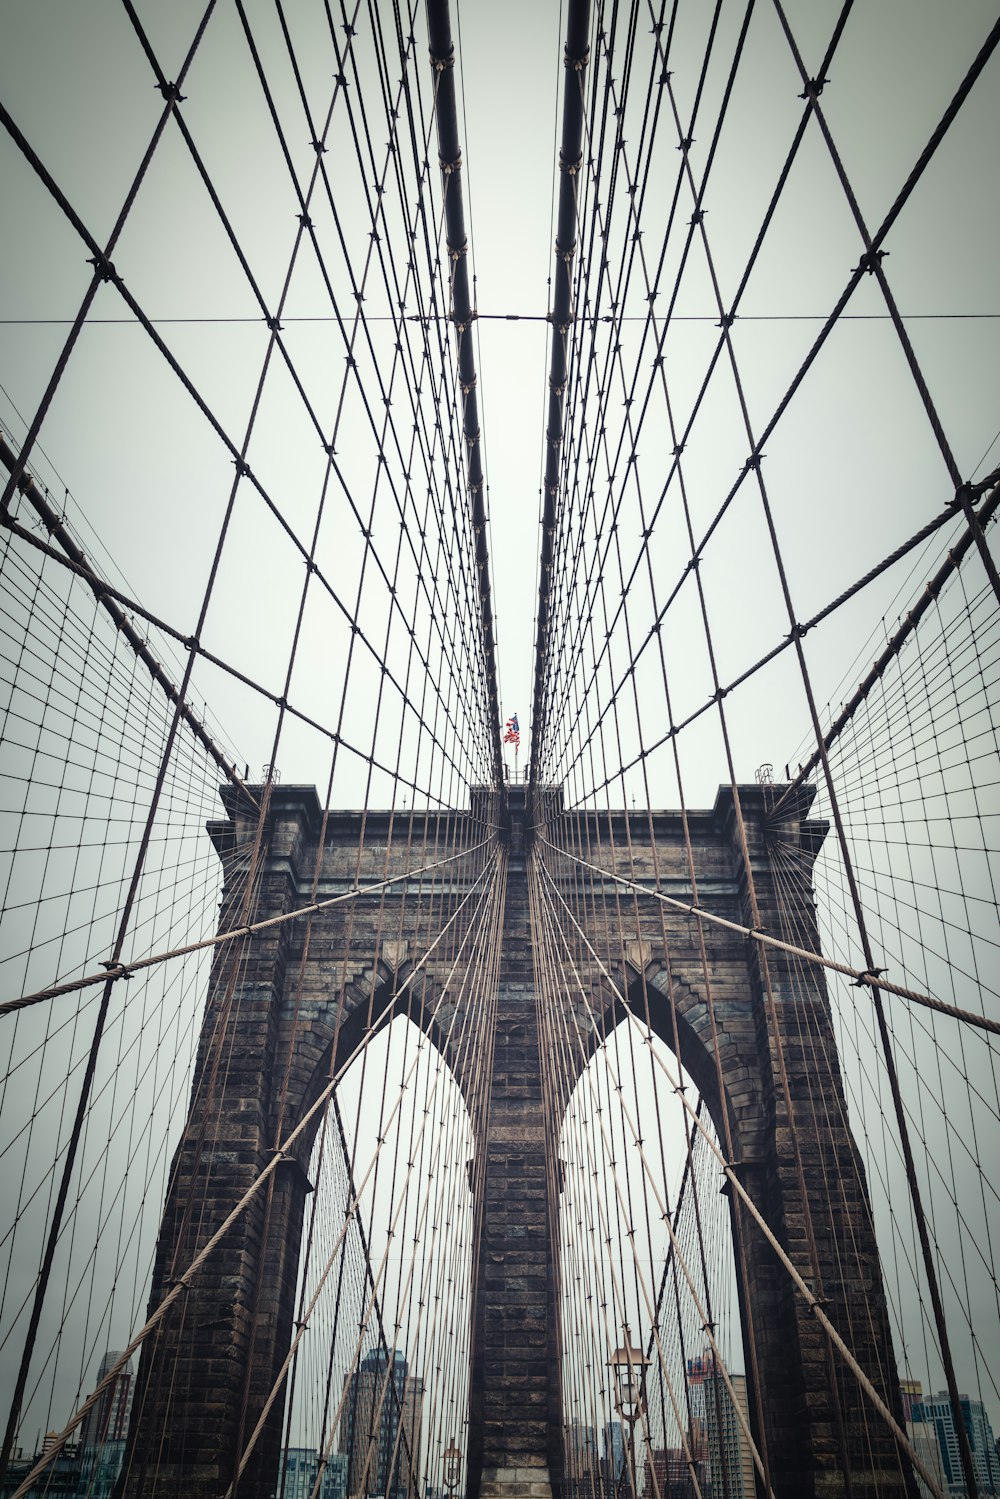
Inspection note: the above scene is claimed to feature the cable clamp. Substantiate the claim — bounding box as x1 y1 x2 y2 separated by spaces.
853 967 885 988
677 135 694 152
854 248 888 275
156 81 187 104
717 311 736 328
265 316 283 333
87 253 117 284
689 208 705 226
298 212 314 230
310 138 327 155
334 71 347 87
233 457 250 478
798 76 829 100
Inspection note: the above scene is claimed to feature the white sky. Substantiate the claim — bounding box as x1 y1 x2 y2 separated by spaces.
1 1 997 806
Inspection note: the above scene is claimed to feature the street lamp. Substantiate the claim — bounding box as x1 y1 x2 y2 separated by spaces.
443 1437 462 1499
609 1331 649 1498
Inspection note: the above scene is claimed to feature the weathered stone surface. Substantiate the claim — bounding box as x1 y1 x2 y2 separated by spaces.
121 783 910 1499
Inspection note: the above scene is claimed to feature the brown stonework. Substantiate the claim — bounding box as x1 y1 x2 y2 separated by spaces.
120 783 910 1499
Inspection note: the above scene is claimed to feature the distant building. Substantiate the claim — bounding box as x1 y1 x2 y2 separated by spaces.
640 1446 698 1499
899 1380 946 1498
0 1349 133 1498
567 1421 600 1485
340 1348 424 1498
0 1443 80 1498
79 1351 133 1449
599 1420 626 1497
916 1390 1000 1495
687 1355 754 1498
277 1447 347 1499
604 1422 625 1479
900 1379 923 1424
72 1351 134 1497
78 1440 128 1499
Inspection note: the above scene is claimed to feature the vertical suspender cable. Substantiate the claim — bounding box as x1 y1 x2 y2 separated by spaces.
426 0 504 789
530 0 592 786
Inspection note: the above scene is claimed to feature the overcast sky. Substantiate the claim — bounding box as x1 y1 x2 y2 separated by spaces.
2 0 997 805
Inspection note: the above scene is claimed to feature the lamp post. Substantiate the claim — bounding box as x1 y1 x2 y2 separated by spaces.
443 1437 462 1499
609 1330 649 1499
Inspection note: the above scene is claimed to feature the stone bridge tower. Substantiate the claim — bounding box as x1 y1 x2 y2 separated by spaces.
121 782 910 1499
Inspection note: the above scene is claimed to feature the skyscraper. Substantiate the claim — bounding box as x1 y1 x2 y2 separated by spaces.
603 1421 625 1489
79 1351 133 1449
899 1380 946 1498
72 1351 134 1499
687 1355 754 1499
339 1348 424 1499
916 1390 1000 1496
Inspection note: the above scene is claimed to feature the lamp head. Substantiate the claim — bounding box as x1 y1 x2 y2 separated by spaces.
609 1341 649 1423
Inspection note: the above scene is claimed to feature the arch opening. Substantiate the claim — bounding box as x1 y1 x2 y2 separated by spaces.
275 1012 476 1499
557 1015 749 1499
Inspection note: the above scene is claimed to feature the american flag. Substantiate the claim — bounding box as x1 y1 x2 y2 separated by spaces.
503 713 520 749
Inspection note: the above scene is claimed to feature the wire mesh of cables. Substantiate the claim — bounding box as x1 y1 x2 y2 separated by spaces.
527 1 999 1497
0 1 999 1498
0 1 504 1493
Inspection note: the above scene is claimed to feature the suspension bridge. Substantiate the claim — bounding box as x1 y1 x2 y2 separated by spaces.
0 3 998 1499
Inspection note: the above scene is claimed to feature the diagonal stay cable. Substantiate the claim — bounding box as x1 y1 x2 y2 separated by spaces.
535 835 1000 1038
9 843 500 1499
0 836 493 1016
0 102 478 796
0 433 254 805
